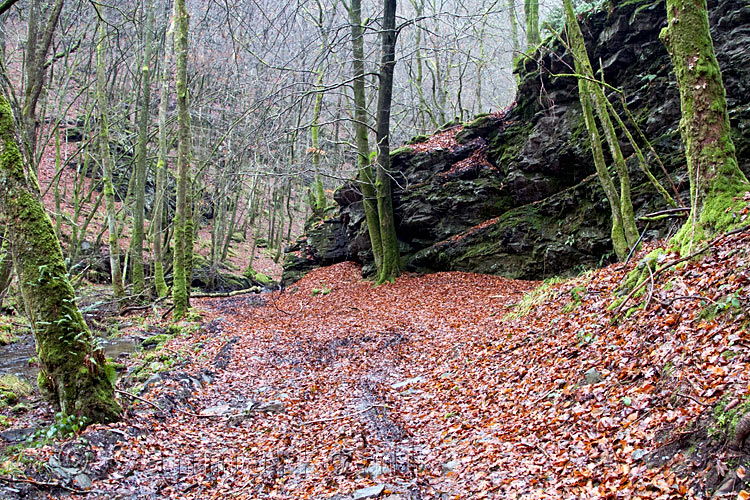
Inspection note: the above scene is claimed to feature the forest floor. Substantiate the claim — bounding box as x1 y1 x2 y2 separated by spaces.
2 230 750 499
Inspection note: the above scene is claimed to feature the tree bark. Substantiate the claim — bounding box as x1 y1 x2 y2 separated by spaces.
0 94 121 423
132 2 155 297
153 12 174 299
564 0 638 259
348 0 383 272
96 19 124 298
661 0 749 254
172 0 191 319
374 0 401 283
524 0 539 47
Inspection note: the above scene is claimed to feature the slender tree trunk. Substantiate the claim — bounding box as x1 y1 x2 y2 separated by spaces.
22 0 64 173
348 0 383 272
0 95 121 423
132 2 155 297
96 20 124 298
153 13 173 298
374 0 401 283
508 0 519 57
53 127 62 239
565 0 638 258
524 0 539 47
661 0 749 255
172 0 191 319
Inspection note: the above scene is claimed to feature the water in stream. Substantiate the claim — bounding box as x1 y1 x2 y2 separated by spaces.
0 334 139 382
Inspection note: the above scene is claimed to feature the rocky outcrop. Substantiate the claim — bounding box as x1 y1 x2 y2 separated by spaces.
283 0 750 285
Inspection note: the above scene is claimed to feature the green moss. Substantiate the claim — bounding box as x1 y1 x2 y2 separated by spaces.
141 333 173 348
243 266 273 287
184 308 202 322
0 322 17 345
0 375 33 406
615 248 666 306
406 134 429 145
389 146 413 158
711 395 750 441
562 285 587 313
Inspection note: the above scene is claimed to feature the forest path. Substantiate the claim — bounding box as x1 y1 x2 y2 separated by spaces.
56 231 750 499
93 262 534 499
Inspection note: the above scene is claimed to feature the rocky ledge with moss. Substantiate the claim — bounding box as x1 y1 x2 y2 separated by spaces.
282 0 750 285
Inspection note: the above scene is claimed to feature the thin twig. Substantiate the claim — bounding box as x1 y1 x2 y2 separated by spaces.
624 223 650 266
161 304 176 320
119 294 169 316
614 225 750 317
191 287 262 299
115 389 164 412
644 261 655 311
519 440 552 460
658 294 717 307
270 291 303 316
675 392 710 407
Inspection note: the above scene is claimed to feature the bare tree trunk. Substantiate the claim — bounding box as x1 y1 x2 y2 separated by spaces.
22 0 64 173
348 0 383 272
153 12 173 299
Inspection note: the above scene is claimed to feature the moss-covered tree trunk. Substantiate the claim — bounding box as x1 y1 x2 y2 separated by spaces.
96 20 124 299
152 13 173 299
374 0 401 283
310 68 326 216
348 0 383 272
0 95 121 423
172 0 191 319
564 0 638 259
132 2 155 297
508 0 519 57
661 0 749 254
524 0 539 47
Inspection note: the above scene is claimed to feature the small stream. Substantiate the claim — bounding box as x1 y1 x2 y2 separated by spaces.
0 334 139 383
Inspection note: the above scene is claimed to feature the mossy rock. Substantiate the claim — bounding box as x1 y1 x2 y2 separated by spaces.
455 114 502 144
243 267 274 287
0 325 17 345
407 134 430 145
0 375 33 406
389 146 414 160
141 333 173 349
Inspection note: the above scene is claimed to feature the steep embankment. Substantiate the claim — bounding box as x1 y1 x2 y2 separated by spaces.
17 226 749 499
283 0 750 285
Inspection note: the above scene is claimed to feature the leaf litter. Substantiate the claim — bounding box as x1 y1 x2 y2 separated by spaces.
21 229 750 499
